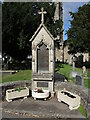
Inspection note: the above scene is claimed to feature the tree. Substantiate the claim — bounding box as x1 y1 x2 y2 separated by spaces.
67 3 90 54
2 3 34 61
2 2 62 61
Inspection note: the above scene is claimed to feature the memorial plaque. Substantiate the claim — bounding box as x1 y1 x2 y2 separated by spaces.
37 82 48 87
37 44 49 72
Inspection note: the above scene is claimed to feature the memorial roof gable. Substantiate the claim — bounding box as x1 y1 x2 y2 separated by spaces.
29 23 55 42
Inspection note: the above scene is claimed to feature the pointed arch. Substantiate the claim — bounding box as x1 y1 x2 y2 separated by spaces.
37 43 49 72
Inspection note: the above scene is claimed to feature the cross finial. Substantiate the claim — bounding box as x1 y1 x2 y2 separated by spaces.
38 8 47 24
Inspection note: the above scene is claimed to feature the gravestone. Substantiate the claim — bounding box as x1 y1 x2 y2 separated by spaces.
55 73 65 82
76 75 84 86
30 8 55 96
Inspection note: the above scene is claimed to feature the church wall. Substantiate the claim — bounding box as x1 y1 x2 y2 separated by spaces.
55 47 63 62
55 45 90 65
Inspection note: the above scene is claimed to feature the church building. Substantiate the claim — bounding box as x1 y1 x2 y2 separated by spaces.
54 2 64 62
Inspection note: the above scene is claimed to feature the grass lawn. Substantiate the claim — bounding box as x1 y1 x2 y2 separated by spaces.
78 104 87 118
84 79 90 88
56 63 90 88
2 63 90 88
55 63 82 79
2 70 32 83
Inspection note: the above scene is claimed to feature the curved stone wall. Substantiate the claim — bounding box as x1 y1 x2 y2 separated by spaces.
1 81 89 112
0 80 32 100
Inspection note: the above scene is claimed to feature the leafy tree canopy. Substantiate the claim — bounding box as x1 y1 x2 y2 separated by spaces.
2 2 62 61
67 3 90 54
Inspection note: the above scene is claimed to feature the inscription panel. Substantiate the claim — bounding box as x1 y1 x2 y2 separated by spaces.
37 44 49 72
37 82 48 87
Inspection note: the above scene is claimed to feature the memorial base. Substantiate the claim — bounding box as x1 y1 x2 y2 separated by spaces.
32 89 49 100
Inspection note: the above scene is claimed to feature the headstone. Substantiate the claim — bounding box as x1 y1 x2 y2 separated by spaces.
30 8 55 97
55 73 65 82
76 75 84 86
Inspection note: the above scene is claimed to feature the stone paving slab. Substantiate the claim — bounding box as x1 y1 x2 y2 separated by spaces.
2 96 85 118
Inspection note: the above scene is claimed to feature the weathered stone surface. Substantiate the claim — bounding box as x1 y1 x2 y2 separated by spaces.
55 82 89 111
30 8 55 94
57 90 80 110
0 80 32 101
6 87 29 102
1 79 89 117
2 95 85 118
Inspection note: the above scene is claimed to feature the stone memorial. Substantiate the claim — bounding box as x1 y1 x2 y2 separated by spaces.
76 75 84 86
70 56 79 78
30 8 55 98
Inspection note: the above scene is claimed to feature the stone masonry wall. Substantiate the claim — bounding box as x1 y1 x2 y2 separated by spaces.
0 80 32 101
0 81 89 112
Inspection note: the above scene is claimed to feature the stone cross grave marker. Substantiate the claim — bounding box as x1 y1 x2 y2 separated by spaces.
72 56 75 72
82 66 86 76
70 56 78 78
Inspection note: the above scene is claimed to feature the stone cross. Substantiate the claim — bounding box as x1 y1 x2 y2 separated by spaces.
82 66 86 76
72 56 75 72
38 8 47 24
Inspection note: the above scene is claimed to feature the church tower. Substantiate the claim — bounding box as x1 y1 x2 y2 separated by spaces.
54 2 64 62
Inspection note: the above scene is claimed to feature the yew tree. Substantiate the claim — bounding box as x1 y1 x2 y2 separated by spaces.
2 2 62 61
67 3 90 54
